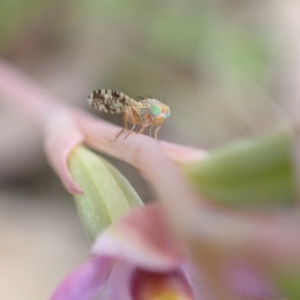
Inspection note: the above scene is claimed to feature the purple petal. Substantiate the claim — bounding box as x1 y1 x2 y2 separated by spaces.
108 261 136 300
225 258 281 299
50 256 115 300
93 281 112 300
92 205 185 271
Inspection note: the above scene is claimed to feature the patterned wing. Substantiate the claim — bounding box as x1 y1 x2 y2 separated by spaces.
87 89 137 114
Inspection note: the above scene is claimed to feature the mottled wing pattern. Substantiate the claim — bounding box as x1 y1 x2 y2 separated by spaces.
87 89 137 113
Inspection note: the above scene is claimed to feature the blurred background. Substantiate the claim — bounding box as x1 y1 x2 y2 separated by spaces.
1 1 300 299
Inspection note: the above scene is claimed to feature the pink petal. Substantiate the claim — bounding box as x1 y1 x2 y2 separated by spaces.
181 263 212 300
160 141 208 164
50 256 115 300
44 110 84 194
92 205 185 271
0 58 63 125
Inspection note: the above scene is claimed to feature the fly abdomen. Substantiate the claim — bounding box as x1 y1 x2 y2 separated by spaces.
87 89 136 113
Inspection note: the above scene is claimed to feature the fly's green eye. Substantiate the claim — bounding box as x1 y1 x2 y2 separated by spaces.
150 103 161 116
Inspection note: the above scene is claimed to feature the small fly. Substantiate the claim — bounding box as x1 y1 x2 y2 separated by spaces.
87 89 170 140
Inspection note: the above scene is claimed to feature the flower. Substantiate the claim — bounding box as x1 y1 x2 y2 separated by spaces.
50 204 280 300
50 205 193 300
51 205 282 300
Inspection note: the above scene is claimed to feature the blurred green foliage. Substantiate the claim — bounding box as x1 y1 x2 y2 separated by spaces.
186 128 296 207
0 0 48 51
274 269 300 300
1 1 270 83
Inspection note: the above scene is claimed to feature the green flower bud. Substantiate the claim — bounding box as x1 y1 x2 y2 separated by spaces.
68 145 143 241
185 129 296 207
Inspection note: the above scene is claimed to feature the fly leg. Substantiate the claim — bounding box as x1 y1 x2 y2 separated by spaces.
116 112 128 138
136 124 149 136
125 124 136 139
149 124 155 137
136 113 151 136
154 125 162 140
